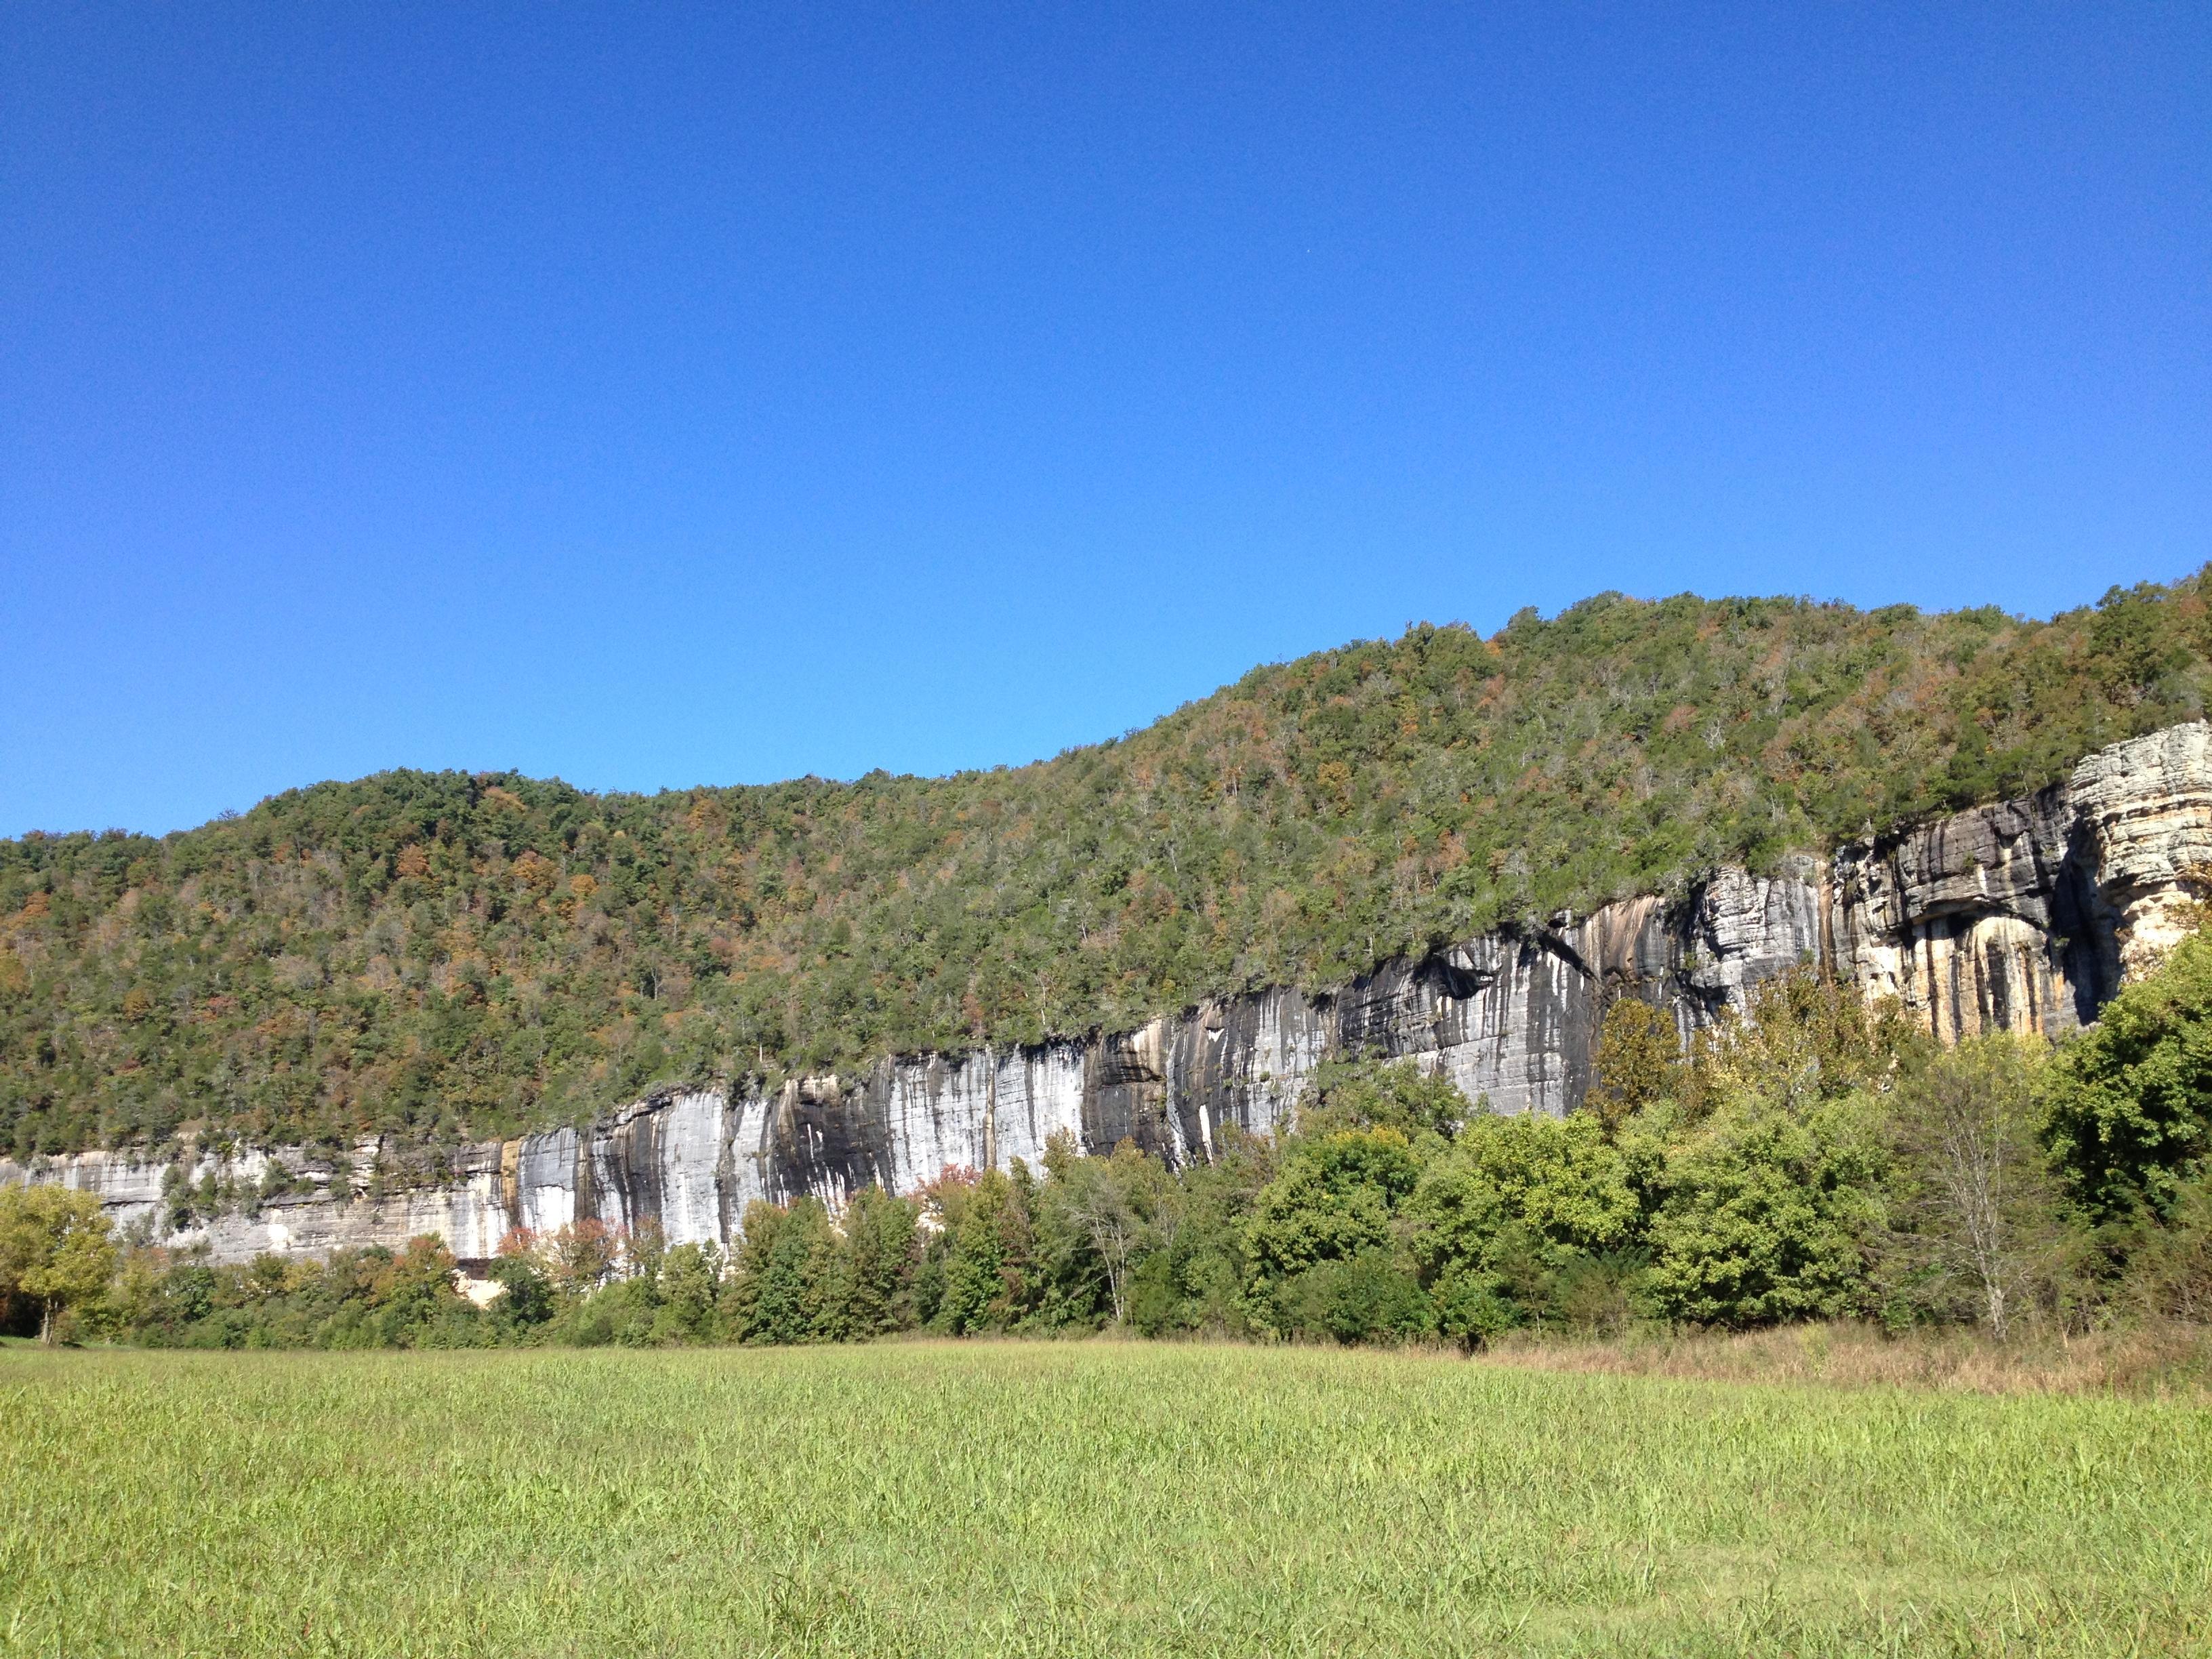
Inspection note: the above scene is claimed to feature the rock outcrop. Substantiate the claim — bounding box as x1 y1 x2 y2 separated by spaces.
12 722 2212 1265
1828 720 2212 1040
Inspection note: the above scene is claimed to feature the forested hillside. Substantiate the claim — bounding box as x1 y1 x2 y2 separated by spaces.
6 575 2211 1156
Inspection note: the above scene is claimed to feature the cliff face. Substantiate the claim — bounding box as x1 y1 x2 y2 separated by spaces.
1828 720 2212 1040
13 722 2212 1266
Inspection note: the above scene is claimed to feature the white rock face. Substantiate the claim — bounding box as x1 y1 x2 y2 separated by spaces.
1683 860 1826 1013
2070 722 2212 972
12 722 2209 1267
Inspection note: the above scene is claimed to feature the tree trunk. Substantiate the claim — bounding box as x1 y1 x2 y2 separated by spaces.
38 1297 54 1345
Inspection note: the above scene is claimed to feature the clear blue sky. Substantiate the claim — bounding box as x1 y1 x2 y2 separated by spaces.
4 3 2207 838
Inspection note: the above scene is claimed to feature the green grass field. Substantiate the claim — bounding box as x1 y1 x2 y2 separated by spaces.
3 1343 2208 1658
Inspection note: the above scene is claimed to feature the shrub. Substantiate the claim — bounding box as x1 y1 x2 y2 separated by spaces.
1277 1251 1435 1345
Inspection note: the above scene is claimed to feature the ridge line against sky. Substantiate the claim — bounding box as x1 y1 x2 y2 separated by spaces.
5 3 2207 838
13 574 2209 844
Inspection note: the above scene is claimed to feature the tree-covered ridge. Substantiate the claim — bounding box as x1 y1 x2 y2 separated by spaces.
5 573 2211 1154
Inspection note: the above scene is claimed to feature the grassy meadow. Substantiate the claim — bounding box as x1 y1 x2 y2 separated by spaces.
3 1341 2209 1658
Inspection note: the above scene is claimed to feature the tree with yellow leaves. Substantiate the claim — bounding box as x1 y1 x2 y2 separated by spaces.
0 1185 118 1343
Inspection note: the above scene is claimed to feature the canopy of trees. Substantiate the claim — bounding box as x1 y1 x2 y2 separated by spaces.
7 575 2212 1153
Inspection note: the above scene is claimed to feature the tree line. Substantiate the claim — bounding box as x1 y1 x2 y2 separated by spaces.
11 922 2212 1353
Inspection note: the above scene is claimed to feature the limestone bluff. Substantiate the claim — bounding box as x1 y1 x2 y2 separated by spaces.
11 721 2212 1267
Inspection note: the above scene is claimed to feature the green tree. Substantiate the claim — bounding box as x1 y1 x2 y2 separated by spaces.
729 1198 841 1344
367 1237 474 1347
1246 1128 1424 1336
838 1186 920 1336
2119 1169 2212 1324
1125 1128 1275 1338
1586 998 1682 1134
1277 1250 1435 1345
928 1169 1032 1336
653 1241 724 1341
1645 1097 1888 1328
0 1185 118 1343
1034 1135 1175 1327
1405 1109 1654 1336
2045 929 2212 1220
485 1250 554 1330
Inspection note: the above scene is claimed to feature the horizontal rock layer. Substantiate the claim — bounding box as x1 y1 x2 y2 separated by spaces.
12 722 2212 1265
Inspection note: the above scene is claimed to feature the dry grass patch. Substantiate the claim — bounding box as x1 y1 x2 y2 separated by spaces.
1481 1319 2212 1397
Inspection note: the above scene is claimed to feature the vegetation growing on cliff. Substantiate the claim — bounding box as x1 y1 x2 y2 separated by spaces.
7 573 2212 1151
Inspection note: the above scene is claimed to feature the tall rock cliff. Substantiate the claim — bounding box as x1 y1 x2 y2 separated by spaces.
13 722 2212 1265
